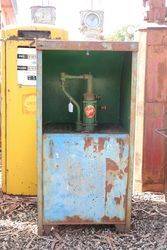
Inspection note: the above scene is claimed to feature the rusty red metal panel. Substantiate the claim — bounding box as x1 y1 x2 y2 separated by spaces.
143 103 167 192
143 28 167 193
146 39 167 102
147 29 167 45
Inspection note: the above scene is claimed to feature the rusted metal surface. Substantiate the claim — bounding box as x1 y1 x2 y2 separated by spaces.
42 134 129 225
143 103 167 192
143 28 167 193
147 28 167 46
43 217 125 225
126 52 138 229
37 42 137 233
143 0 167 24
155 127 167 201
36 40 138 52
146 31 167 102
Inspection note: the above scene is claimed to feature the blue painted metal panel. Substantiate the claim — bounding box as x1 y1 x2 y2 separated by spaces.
43 133 129 224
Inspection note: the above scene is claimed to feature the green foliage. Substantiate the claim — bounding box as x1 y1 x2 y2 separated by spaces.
106 25 137 41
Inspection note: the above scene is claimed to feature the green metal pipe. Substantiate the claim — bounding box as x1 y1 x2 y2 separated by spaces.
61 73 93 95
86 74 93 94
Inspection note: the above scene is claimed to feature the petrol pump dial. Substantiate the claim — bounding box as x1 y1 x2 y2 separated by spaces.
84 12 100 29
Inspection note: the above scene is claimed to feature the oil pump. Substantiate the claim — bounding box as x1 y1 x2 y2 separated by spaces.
60 73 97 132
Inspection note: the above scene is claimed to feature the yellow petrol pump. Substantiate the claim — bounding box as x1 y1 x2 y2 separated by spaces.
1 25 68 195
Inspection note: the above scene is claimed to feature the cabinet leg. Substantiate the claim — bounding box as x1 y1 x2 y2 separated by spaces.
115 224 128 233
38 225 44 236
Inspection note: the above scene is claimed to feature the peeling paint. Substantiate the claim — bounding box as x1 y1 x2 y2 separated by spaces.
114 196 122 205
98 137 110 152
84 137 93 150
43 133 129 224
106 158 119 172
124 165 129 173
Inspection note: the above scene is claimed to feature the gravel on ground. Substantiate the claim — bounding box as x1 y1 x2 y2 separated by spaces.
0 192 166 250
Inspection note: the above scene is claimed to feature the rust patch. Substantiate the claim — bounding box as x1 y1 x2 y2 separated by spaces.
116 138 125 146
124 165 129 173
118 169 124 179
56 216 95 224
116 138 125 159
84 137 93 150
106 158 119 172
101 215 123 223
157 61 167 102
105 158 118 206
98 137 110 152
123 194 126 209
84 136 110 152
106 183 113 193
37 41 138 52
46 215 124 225
114 196 122 205
104 181 113 205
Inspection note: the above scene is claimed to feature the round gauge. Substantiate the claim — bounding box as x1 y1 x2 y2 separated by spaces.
85 12 100 28
34 8 52 23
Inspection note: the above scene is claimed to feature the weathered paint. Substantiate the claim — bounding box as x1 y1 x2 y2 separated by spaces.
155 128 167 201
126 52 137 229
146 30 167 102
36 41 138 233
43 133 129 224
143 28 167 193
143 103 167 192
37 40 138 52
37 50 43 235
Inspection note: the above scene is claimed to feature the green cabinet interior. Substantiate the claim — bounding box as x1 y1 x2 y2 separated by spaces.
42 50 132 132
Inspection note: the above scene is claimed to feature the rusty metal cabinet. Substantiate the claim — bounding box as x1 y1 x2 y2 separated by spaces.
36 41 138 234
